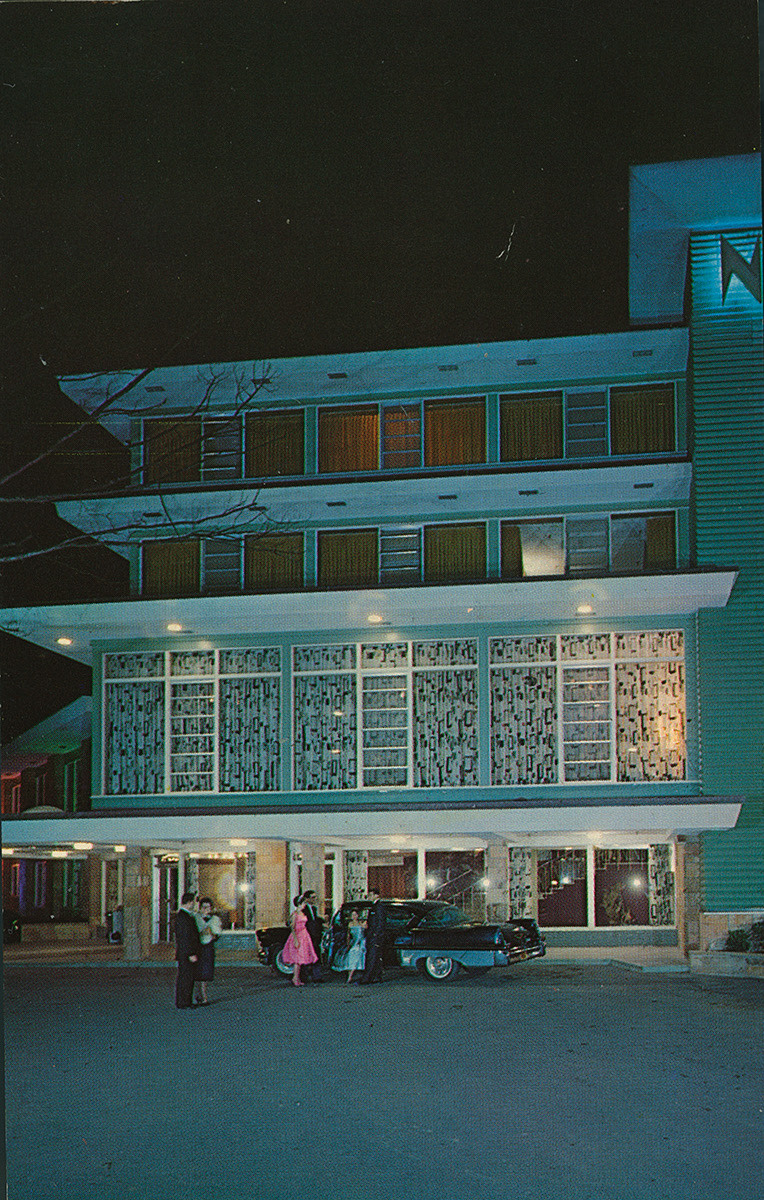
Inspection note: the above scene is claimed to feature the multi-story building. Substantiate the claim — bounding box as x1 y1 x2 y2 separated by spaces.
1 154 761 958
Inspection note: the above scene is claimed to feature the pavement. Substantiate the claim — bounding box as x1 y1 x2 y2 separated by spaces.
3 958 762 1200
1 938 690 972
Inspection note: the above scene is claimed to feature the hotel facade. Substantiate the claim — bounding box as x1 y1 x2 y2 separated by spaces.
2 155 761 958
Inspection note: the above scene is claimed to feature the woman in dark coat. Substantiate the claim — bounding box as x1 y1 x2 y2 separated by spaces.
194 897 222 1005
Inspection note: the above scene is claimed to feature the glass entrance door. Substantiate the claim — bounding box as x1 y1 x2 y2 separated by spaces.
153 859 179 942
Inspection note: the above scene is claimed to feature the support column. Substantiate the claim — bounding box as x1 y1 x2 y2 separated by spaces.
586 846 596 929
416 848 426 899
250 841 289 926
122 848 152 961
485 844 510 922
678 838 700 953
300 842 324 909
244 853 257 929
87 855 102 938
344 850 368 900
508 847 536 919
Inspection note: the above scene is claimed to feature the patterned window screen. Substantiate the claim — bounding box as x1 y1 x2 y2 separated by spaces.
610 384 675 454
318 406 379 473
245 409 305 477
143 418 202 484
500 392 563 462
142 539 201 598
424 398 486 466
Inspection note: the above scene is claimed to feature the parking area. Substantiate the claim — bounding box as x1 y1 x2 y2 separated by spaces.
3 961 763 1200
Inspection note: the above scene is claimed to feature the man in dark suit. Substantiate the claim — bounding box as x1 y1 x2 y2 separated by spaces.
301 889 325 983
357 890 386 985
174 891 201 1009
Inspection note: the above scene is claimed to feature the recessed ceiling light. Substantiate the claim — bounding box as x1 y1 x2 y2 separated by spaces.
51 850 69 858
57 636 73 646
229 839 247 847
577 604 594 614
114 845 126 853
167 623 183 632
2 848 15 856
367 614 383 624
72 842 94 851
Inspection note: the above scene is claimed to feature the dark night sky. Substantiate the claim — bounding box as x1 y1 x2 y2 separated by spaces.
0 0 760 741
2 0 760 373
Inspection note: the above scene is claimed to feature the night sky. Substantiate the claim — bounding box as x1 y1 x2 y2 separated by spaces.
0 0 760 739
3 0 760 373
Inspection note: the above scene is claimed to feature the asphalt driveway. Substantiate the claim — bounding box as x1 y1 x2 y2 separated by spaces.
3 961 762 1200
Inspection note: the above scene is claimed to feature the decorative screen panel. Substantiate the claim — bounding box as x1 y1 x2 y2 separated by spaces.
104 681 164 794
490 666 557 784
293 673 357 791
219 677 281 791
414 668 479 786
616 663 686 780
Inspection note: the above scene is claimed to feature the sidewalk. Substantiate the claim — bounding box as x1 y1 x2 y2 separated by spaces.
2 939 689 972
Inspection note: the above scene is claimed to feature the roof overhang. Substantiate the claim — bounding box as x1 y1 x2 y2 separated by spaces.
0 571 737 666
629 154 762 325
0 800 743 853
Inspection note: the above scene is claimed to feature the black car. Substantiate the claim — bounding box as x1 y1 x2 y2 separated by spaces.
257 898 544 981
3 910 22 944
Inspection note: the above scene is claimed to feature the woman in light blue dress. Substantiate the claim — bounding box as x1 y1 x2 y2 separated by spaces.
341 909 367 983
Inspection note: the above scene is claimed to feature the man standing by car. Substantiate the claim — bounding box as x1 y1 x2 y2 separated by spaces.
357 890 386 985
174 891 201 1009
301 890 325 983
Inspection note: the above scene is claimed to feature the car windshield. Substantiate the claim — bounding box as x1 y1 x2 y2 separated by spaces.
415 904 471 928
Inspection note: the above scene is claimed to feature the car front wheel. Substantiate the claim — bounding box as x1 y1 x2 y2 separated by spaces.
274 949 293 976
422 955 460 981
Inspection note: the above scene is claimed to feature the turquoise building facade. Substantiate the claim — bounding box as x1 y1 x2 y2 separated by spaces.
1 155 760 956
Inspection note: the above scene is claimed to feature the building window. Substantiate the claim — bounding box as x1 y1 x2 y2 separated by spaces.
500 392 563 462
501 513 676 577
34 861 47 909
142 539 201 598
292 638 479 791
381 404 422 469
489 631 686 785
317 529 378 588
610 513 676 571
11 782 21 814
423 523 486 583
594 848 649 925
610 385 675 455
501 519 564 577
10 862 20 898
246 409 304 477
63 760 79 812
245 533 304 591
318 406 379 473
379 527 422 584
424 398 486 466
143 418 203 484
202 538 243 594
102 648 282 795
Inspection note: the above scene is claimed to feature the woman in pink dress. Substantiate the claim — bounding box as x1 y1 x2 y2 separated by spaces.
280 895 319 987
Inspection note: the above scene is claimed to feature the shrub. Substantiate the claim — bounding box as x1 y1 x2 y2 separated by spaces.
748 922 764 952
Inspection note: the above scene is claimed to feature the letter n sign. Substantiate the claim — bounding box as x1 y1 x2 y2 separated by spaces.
720 235 762 303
